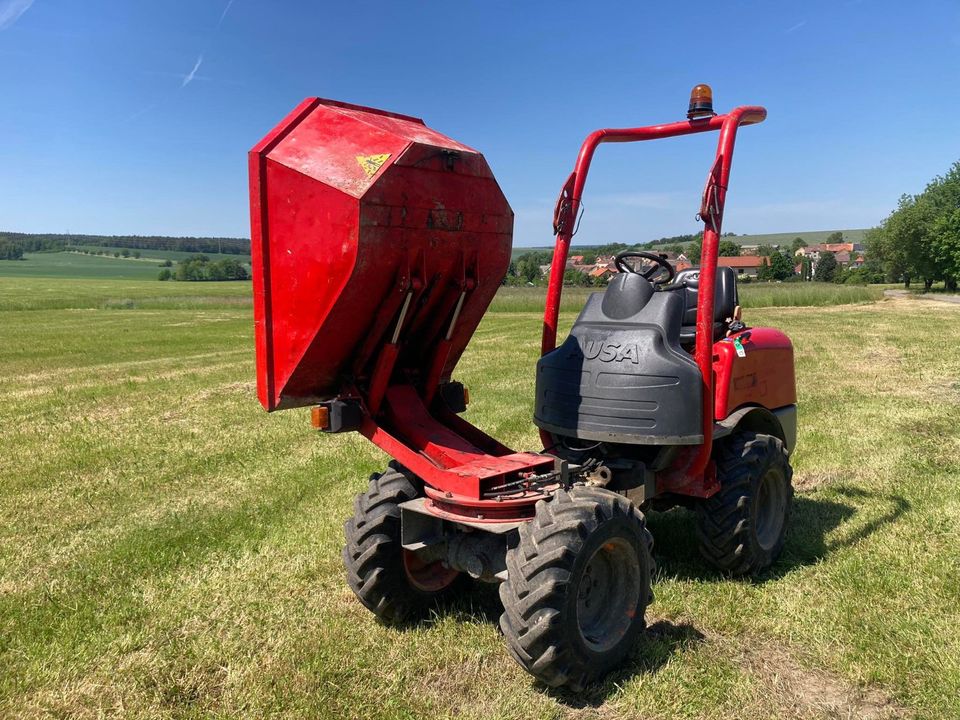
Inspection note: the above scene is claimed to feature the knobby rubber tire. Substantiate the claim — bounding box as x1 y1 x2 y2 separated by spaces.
343 465 458 624
499 486 655 691
697 431 793 575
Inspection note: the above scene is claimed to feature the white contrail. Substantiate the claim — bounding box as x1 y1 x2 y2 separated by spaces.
182 55 203 87
217 0 235 28
786 20 807 34
0 0 34 30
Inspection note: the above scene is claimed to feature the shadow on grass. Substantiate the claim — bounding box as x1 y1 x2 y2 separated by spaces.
398 484 909 704
542 620 706 708
647 484 910 583
405 589 706 708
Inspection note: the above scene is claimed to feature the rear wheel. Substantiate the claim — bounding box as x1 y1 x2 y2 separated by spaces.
499 486 654 691
697 431 793 575
343 466 460 624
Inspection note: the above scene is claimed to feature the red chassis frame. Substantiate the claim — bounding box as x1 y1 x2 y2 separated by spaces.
359 106 768 520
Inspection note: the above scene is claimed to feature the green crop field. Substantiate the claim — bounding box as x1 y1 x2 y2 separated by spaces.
724 228 867 248
0 251 251 281
0 252 167 280
1 278 958 719
69 245 253 264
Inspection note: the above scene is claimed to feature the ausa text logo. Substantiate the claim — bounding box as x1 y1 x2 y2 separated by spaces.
581 340 640 364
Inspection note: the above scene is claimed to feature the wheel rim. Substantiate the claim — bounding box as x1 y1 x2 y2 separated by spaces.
401 549 459 593
575 538 641 653
754 468 787 551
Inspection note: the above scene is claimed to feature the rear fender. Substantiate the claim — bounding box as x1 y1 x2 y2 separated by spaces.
714 405 797 456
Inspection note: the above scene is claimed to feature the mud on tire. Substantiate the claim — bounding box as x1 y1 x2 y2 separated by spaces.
343 465 460 624
697 431 793 575
499 486 655 691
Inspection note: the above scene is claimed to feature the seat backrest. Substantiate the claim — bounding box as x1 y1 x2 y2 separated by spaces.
674 266 739 326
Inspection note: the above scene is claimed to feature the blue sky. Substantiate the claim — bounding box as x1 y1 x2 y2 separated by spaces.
1 0 958 246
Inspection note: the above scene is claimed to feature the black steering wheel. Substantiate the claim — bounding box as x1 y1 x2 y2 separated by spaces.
614 251 676 286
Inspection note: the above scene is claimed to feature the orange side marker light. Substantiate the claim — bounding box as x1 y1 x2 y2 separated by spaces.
311 405 330 430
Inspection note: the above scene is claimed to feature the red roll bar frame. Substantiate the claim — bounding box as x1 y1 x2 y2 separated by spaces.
541 105 767 485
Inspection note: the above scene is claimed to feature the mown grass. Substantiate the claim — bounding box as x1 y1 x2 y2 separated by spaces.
0 279 958 719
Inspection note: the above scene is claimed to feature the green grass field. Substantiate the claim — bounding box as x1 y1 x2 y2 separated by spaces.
490 283 882 313
0 276 252 311
0 277 879 314
511 228 868 258
1 278 957 719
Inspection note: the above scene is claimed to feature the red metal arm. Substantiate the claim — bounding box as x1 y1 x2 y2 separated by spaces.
540 106 767 472
686 106 765 480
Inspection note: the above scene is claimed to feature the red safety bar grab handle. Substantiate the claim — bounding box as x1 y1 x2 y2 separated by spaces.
540 105 767 483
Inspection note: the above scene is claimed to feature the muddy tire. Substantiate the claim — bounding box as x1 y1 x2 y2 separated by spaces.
499 486 654 691
343 466 460 624
697 431 793 575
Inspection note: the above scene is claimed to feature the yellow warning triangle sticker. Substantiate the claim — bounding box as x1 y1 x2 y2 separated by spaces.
356 153 390 178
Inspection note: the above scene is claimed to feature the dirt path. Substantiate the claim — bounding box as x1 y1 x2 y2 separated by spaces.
727 636 911 719
884 289 960 304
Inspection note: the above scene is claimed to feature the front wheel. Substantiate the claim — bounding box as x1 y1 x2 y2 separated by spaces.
343 466 461 624
499 486 655 691
697 431 793 575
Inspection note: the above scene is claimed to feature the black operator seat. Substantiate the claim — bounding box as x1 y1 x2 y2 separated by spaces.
672 266 739 346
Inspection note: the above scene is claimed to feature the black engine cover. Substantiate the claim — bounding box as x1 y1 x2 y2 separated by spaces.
534 273 703 445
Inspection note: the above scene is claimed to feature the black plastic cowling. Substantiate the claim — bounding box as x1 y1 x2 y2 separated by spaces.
534 273 703 445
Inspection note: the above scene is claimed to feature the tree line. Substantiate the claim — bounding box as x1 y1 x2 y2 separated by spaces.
0 231 250 256
503 231 879 286
506 242 629 286
505 235 753 285
0 240 24 260
158 254 249 281
866 160 960 290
